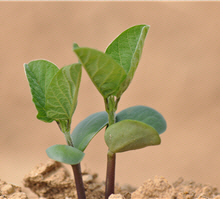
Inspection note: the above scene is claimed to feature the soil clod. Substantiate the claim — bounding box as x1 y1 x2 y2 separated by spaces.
0 179 28 199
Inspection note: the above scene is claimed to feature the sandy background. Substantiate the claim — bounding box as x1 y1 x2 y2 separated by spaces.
0 1 220 197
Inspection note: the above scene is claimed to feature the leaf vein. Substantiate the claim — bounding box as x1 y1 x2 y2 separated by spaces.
28 68 46 112
50 76 70 119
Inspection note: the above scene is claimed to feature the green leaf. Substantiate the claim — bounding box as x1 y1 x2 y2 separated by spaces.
104 119 161 153
71 111 108 151
46 144 85 165
45 63 82 121
116 105 166 134
74 47 127 98
24 60 59 122
105 25 150 97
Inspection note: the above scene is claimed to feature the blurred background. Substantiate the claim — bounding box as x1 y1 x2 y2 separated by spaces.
1 1 219 198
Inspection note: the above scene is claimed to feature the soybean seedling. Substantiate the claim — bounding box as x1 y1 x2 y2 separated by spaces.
24 60 108 198
73 24 167 198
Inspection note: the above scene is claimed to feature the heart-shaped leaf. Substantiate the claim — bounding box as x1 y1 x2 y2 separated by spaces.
104 119 161 153
45 63 82 121
24 60 59 122
71 111 108 151
46 144 85 165
74 47 127 98
105 25 150 97
116 105 166 134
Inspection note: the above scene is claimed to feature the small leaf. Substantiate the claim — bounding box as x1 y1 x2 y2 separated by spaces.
45 63 82 121
116 105 166 134
74 47 127 98
46 144 85 165
71 111 108 151
73 42 79 51
106 25 149 97
24 60 59 122
104 119 161 153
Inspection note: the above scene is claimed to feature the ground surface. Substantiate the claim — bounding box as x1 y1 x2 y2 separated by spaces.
0 160 219 199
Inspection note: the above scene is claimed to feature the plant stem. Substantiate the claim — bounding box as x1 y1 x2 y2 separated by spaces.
63 131 73 147
71 163 86 199
104 96 116 198
105 150 116 199
57 120 86 199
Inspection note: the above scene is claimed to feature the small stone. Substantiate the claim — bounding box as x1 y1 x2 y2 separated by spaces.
109 194 124 199
0 195 7 199
197 193 209 199
202 186 212 197
1 184 15 195
82 174 93 183
214 195 220 199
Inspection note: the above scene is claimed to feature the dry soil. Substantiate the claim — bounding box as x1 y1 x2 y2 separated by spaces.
0 160 219 199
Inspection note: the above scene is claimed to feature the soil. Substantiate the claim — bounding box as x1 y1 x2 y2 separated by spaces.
0 160 220 199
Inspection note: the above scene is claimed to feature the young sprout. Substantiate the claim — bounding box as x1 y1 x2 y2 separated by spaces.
24 59 108 199
74 24 167 198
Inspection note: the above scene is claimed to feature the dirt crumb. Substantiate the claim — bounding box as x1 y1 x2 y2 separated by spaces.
109 193 124 199
172 177 219 199
130 176 219 199
0 179 27 199
131 176 173 199
23 159 106 199
23 159 73 198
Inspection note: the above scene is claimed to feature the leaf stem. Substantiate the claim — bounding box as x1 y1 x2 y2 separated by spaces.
56 120 74 146
71 163 86 199
114 97 120 111
64 131 74 147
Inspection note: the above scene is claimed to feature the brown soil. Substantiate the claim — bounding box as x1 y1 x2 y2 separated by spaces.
0 160 219 199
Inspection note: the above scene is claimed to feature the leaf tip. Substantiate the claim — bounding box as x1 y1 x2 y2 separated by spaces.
142 24 150 33
73 43 79 51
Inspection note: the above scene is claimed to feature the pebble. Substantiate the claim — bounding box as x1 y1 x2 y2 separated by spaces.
82 174 93 183
1 184 14 195
109 194 124 199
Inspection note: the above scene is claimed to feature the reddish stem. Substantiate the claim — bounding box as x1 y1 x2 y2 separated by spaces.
71 163 86 199
105 151 116 199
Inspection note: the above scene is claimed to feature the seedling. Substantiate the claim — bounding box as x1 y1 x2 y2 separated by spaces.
73 24 167 198
24 60 108 198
